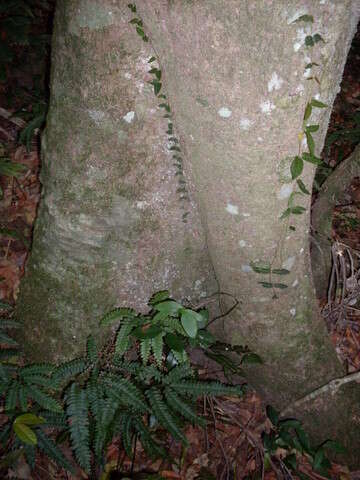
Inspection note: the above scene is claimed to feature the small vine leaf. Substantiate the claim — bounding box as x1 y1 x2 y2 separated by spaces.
305 131 315 155
241 353 263 364
311 98 327 108
303 103 312 121
158 94 167 99
170 146 181 152
313 33 324 43
153 81 162 95
13 423 37 445
302 152 322 165
14 414 45 426
154 300 182 315
297 179 310 195
127 3 136 12
289 226 296 231
258 282 273 288
273 283 288 289
148 56 156 63
250 262 271 274
266 405 279 426
290 156 303 179
280 208 291 219
149 290 170 306
130 18 142 26
272 269 290 275
305 35 314 47
136 26 145 37
291 206 306 214
293 14 314 23
306 124 319 133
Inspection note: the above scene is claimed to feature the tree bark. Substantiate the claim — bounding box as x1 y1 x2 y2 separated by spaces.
16 0 360 466
15 0 217 363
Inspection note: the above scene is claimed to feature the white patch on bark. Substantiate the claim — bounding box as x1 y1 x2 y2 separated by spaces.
123 111 135 123
218 107 232 118
292 279 299 287
242 212 251 217
290 308 296 316
124 72 132 79
226 203 239 215
268 72 284 92
240 118 253 130
241 265 252 273
277 184 293 199
239 240 246 247
88 110 105 124
260 100 275 114
283 256 296 270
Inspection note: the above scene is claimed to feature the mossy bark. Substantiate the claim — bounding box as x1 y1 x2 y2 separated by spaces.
16 0 217 363
135 0 360 465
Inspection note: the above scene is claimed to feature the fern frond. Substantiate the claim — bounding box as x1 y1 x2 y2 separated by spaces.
132 417 167 459
100 307 137 327
18 384 28 411
171 381 244 398
164 364 194 384
5 380 18 411
36 429 75 473
165 387 205 427
40 411 67 428
0 320 21 329
119 415 134 457
0 348 19 360
106 376 149 414
146 387 188 445
172 349 188 364
163 316 186 335
65 383 91 473
23 375 54 389
0 423 11 444
140 338 151 365
25 384 63 413
138 365 163 384
151 333 164 367
20 363 54 378
86 380 104 418
0 331 18 347
94 398 118 461
23 444 36 470
114 320 133 356
52 358 87 385
86 336 98 363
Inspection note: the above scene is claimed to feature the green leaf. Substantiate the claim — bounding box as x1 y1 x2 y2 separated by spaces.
165 333 185 352
293 14 314 23
151 333 164 367
86 335 97 363
13 422 37 445
302 152 322 165
305 131 315 155
272 269 290 275
180 309 200 338
297 179 310 195
306 124 319 132
279 418 302 429
136 26 145 37
305 35 314 47
291 206 306 214
303 103 312 121
66 384 90 472
250 262 271 274
129 18 142 26
311 98 327 108
132 325 162 339
36 429 75 473
165 387 206 427
140 338 151 364
266 405 279 426
115 321 133 356
14 413 45 426
148 56 156 63
290 156 303 179
25 384 63 413
127 3 136 13
154 300 182 315
258 281 273 288
149 290 170 305
152 81 162 95
321 439 346 454
280 207 291 219
313 33 324 44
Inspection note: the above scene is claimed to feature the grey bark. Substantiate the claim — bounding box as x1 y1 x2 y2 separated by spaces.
16 0 360 466
15 0 217 363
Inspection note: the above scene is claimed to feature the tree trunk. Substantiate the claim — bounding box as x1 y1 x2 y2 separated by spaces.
16 0 360 466
15 0 217 364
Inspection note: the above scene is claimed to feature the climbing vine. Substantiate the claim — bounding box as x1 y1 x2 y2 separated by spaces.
252 13 330 296
128 3 190 223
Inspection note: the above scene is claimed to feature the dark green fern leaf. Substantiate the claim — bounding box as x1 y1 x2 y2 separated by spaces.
164 364 194 384
18 384 28 411
0 331 18 347
171 381 244 398
23 444 36 470
40 411 67 428
19 363 54 378
36 429 75 473
23 375 54 389
86 336 98 363
165 387 206 427
163 316 186 335
115 320 133 356
52 358 87 385
0 423 11 444
151 333 164 367
172 349 188 364
132 418 167 459
106 376 149 414
0 348 19 360
100 307 137 327
94 398 118 461
146 387 188 445
0 319 21 329
66 383 91 473
140 338 151 365
86 380 104 418
5 381 18 411
25 384 63 413
119 415 134 457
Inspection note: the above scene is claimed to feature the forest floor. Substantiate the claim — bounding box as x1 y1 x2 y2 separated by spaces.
0 5 359 480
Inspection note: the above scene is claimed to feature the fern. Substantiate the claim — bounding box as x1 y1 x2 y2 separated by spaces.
164 364 194 384
86 336 98 363
25 384 63 413
100 307 136 327
36 429 75 473
18 384 28 411
132 417 167 459
140 338 151 364
146 387 188 445
23 444 36 470
20 363 54 378
94 398 118 461
151 333 164 367
170 380 244 398
0 331 18 347
115 320 133 356
66 383 91 474
5 381 18 411
106 376 149 414
39 411 67 428
119 415 134 457
165 387 206 427
52 358 87 385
